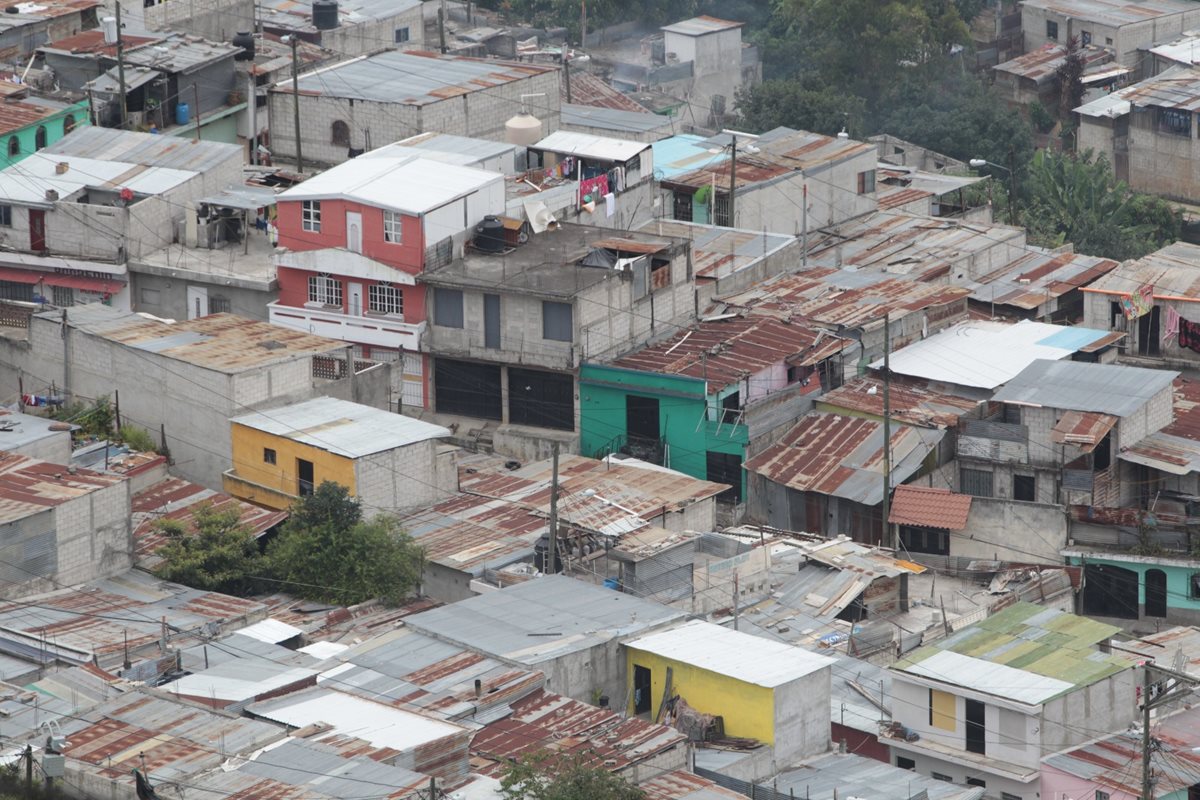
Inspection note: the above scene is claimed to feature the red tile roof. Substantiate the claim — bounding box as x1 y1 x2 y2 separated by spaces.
888 485 972 530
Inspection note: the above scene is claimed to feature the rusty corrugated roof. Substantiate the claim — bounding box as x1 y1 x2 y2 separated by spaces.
1050 410 1117 451
0 453 124 524
132 477 288 562
818 376 982 429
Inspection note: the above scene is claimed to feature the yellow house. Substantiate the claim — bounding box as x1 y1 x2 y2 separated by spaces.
624 619 833 765
223 396 452 512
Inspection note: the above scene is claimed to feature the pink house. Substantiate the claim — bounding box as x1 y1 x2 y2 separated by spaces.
269 155 505 407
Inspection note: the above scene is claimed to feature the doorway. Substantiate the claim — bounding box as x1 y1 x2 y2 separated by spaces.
484 293 500 349
348 282 363 316
626 395 660 442
1146 569 1168 618
1138 306 1162 356
965 698 986 755
297 458 314 496
346 211 362 253
633 665 652 715
29 209 45 252
186 285 208 319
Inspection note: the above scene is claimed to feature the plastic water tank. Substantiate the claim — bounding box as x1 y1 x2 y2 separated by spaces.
232 31 255 61
175 102 190 126
474 216 506 253
505 112 543 146
312 0 338 30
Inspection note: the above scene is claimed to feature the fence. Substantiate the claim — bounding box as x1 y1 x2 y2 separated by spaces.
694 766 930 800
312 355 375 381
0 301 32 329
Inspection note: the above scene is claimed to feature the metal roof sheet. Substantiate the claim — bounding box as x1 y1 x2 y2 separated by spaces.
230 398 450 459
1121 64 1200 111
888 485 972 530
0 409 74 452
743 413 944 506
1151 33 1200 66
651 133 729 179
964 249 1119 309
371 131 518 164
992 359 1178 415
404 575 686 665
817 376 983 429
533 129 651 162
236 618 304 644
636 219 794 280
898 649 1076 704
1083 239 1200 299
640 770 746 800
561 72 652 114
626 619 834 687
280 50 557 106
42 126 241 172
160 659 317 703
1021 0 1197 26
0 149 196 207
660 15 744 35
562 103 674 135
122 33 240 73
0 453 124 524
775 751 986 800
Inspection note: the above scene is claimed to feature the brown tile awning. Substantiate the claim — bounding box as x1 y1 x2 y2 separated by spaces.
888 485 972 530
1050 410 1117 452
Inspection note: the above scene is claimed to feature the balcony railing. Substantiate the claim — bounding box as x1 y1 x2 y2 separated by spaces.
269 301 424 351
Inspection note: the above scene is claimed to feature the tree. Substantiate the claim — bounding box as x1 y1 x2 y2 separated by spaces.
1021 149 1180 261
266 482 425 606
735 79 866 137
500 752 646 800
1055 35 1085 122
153 503 264 595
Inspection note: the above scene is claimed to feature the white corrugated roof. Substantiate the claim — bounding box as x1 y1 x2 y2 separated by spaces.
298 641 350 660
533 130 650 163
235 618 304 644
230 397 450 459
897 650 1073 705
161 661 317 702
250 689 467 750
278 155 502 215
625 619 834 688
0 151 197 208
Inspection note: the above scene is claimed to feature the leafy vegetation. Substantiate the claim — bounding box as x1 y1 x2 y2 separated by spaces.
153 482 426 606
499 752 647 800
120 425 157 453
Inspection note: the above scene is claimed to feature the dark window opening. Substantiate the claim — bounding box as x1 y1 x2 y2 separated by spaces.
394 26 410 43
297 458 314 496
633 665 652 714
857 169 876 194
896 757 915 771
960 468 993 498
965 698 986 755
706 450 743 504
1046 20 1058 39
1146 569 1167 618
508 367 574 431
6 136 16 157
63 114 76 134
0 280 32 301
720 391 740 424
434 288 464 328
1013 474 1035 502
1191 572 1200 599
1081 30 1092 45
483 293 500 349
712 191 730 227
1094 432 1112 471
34 126 46 150
672 191 693 222
1082 563 1139 619
1138 305 1162 356
264 448 276 465
966 779 987 788
1159 108 1192 137
435 358 502 420
331 120 350 147
900 526 949 556
542 301 573 342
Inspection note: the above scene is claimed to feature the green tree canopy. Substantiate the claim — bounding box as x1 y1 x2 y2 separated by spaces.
500 752 646 800
266 482 425 606
153 503 264 596
735 79 866 137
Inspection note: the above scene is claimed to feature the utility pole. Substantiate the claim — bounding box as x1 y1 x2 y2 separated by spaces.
24 745 31 794
581 0 587 47
115 1 127 130
733 571 739 631
563 50 572 103
1007 146 1019 226
1141 661 1200 799
1143 665 1152 800
438 0 447 54
727 133 736 227
548 441 560 575
288 35 303 173
882 312 893 549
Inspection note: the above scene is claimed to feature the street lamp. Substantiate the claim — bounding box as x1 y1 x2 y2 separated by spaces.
969 158 1018 225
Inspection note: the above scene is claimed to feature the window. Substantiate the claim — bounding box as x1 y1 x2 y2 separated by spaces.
931 773 953 783
208 295 231 314
896 757 915 771
712 191 730 226
6 136 16 157
394 26 410 43
0 205 12 227
308 273 342 306
542 301 573 341
1105 37 1113 45
1081 29 1092 45
51 286 73 307
368 282 403 316
302 200 321 232
434 288 464 328
1013 474 1035 501
62 114 75 134
672 191 693 222
1046 19 1058 39
330 120 350 147
966 779 986 788
508 367 574 430
1190 572 1200 599
1096 792 1110 800
383 210 403 243
34 126 46 150
965 698 986 755
1000 794 1022 800
0 281 32 301
1159 108 1192 137
929 688 956 731
960 468 994 498
857 169 876 194
263 448 276 465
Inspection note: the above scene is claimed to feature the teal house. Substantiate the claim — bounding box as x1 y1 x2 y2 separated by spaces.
1065 547 1200 626
0 87 89 168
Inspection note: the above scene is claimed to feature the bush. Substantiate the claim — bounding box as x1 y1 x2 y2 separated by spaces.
1029 101 1055 134
120 425 157 453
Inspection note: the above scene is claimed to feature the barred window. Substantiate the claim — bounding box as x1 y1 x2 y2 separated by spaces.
308 274 342 306
368 282 403 315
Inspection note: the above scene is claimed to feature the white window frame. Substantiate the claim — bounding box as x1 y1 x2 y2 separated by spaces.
383 210 403 244
308 273 342 307
302 200 321 232
368 282 403 316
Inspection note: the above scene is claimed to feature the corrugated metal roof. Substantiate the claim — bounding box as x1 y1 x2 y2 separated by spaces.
743 413 944 506
627 619 834 687
0 453 124 524
1050 410 1117 451
122 33 240 73
1152 33 1200 66
236 618 304 644
965 249 1119 309
280 50 557 106
889 486 972 530
230 398 450 459
0 149 197 208
471 688 685 776
1121 64 1200 111
817 376 983 429
257 0 420 32
611 314 848 392
404 575 685 665
651 134 728 180
893 602 1130 700
992 359 1177 415
1021 0 1196 27
561 72 652 114
636 219 794 280
43 126 241 172
775 751 986 800
40 28 162 56
660 15 743 35
372 131 518 164
533 129 650 162
875 320 1123 390
1121 379 1200 473
640 770 746 800
994 42 1114 84
1083 240 1200 300
562 103 673 135
662 128 874 190
279 154 502 214
160 659 317 705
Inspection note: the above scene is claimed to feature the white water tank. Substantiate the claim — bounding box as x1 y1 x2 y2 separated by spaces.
101 16 117 44
505 112 543 146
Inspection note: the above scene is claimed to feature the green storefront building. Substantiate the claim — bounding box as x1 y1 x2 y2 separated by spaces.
0 94 90 169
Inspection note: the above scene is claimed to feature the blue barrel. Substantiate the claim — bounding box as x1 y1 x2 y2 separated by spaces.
175 102 190 126
603 578 620 590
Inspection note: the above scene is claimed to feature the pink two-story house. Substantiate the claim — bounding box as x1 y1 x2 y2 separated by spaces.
269 156 506 407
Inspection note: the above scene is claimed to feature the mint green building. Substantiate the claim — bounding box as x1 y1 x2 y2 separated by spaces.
579 362 749 503
1065 548 1200 625
0 96 90 168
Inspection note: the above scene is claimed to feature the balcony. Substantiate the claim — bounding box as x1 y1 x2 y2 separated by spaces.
269 301 425 351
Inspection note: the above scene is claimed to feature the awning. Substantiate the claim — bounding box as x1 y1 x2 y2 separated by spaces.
0 268 124 295
1050 410 1116 452
889 485 972 530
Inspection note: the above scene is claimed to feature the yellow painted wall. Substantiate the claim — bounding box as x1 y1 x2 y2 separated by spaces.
626 647 775 744
228 422 357 509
